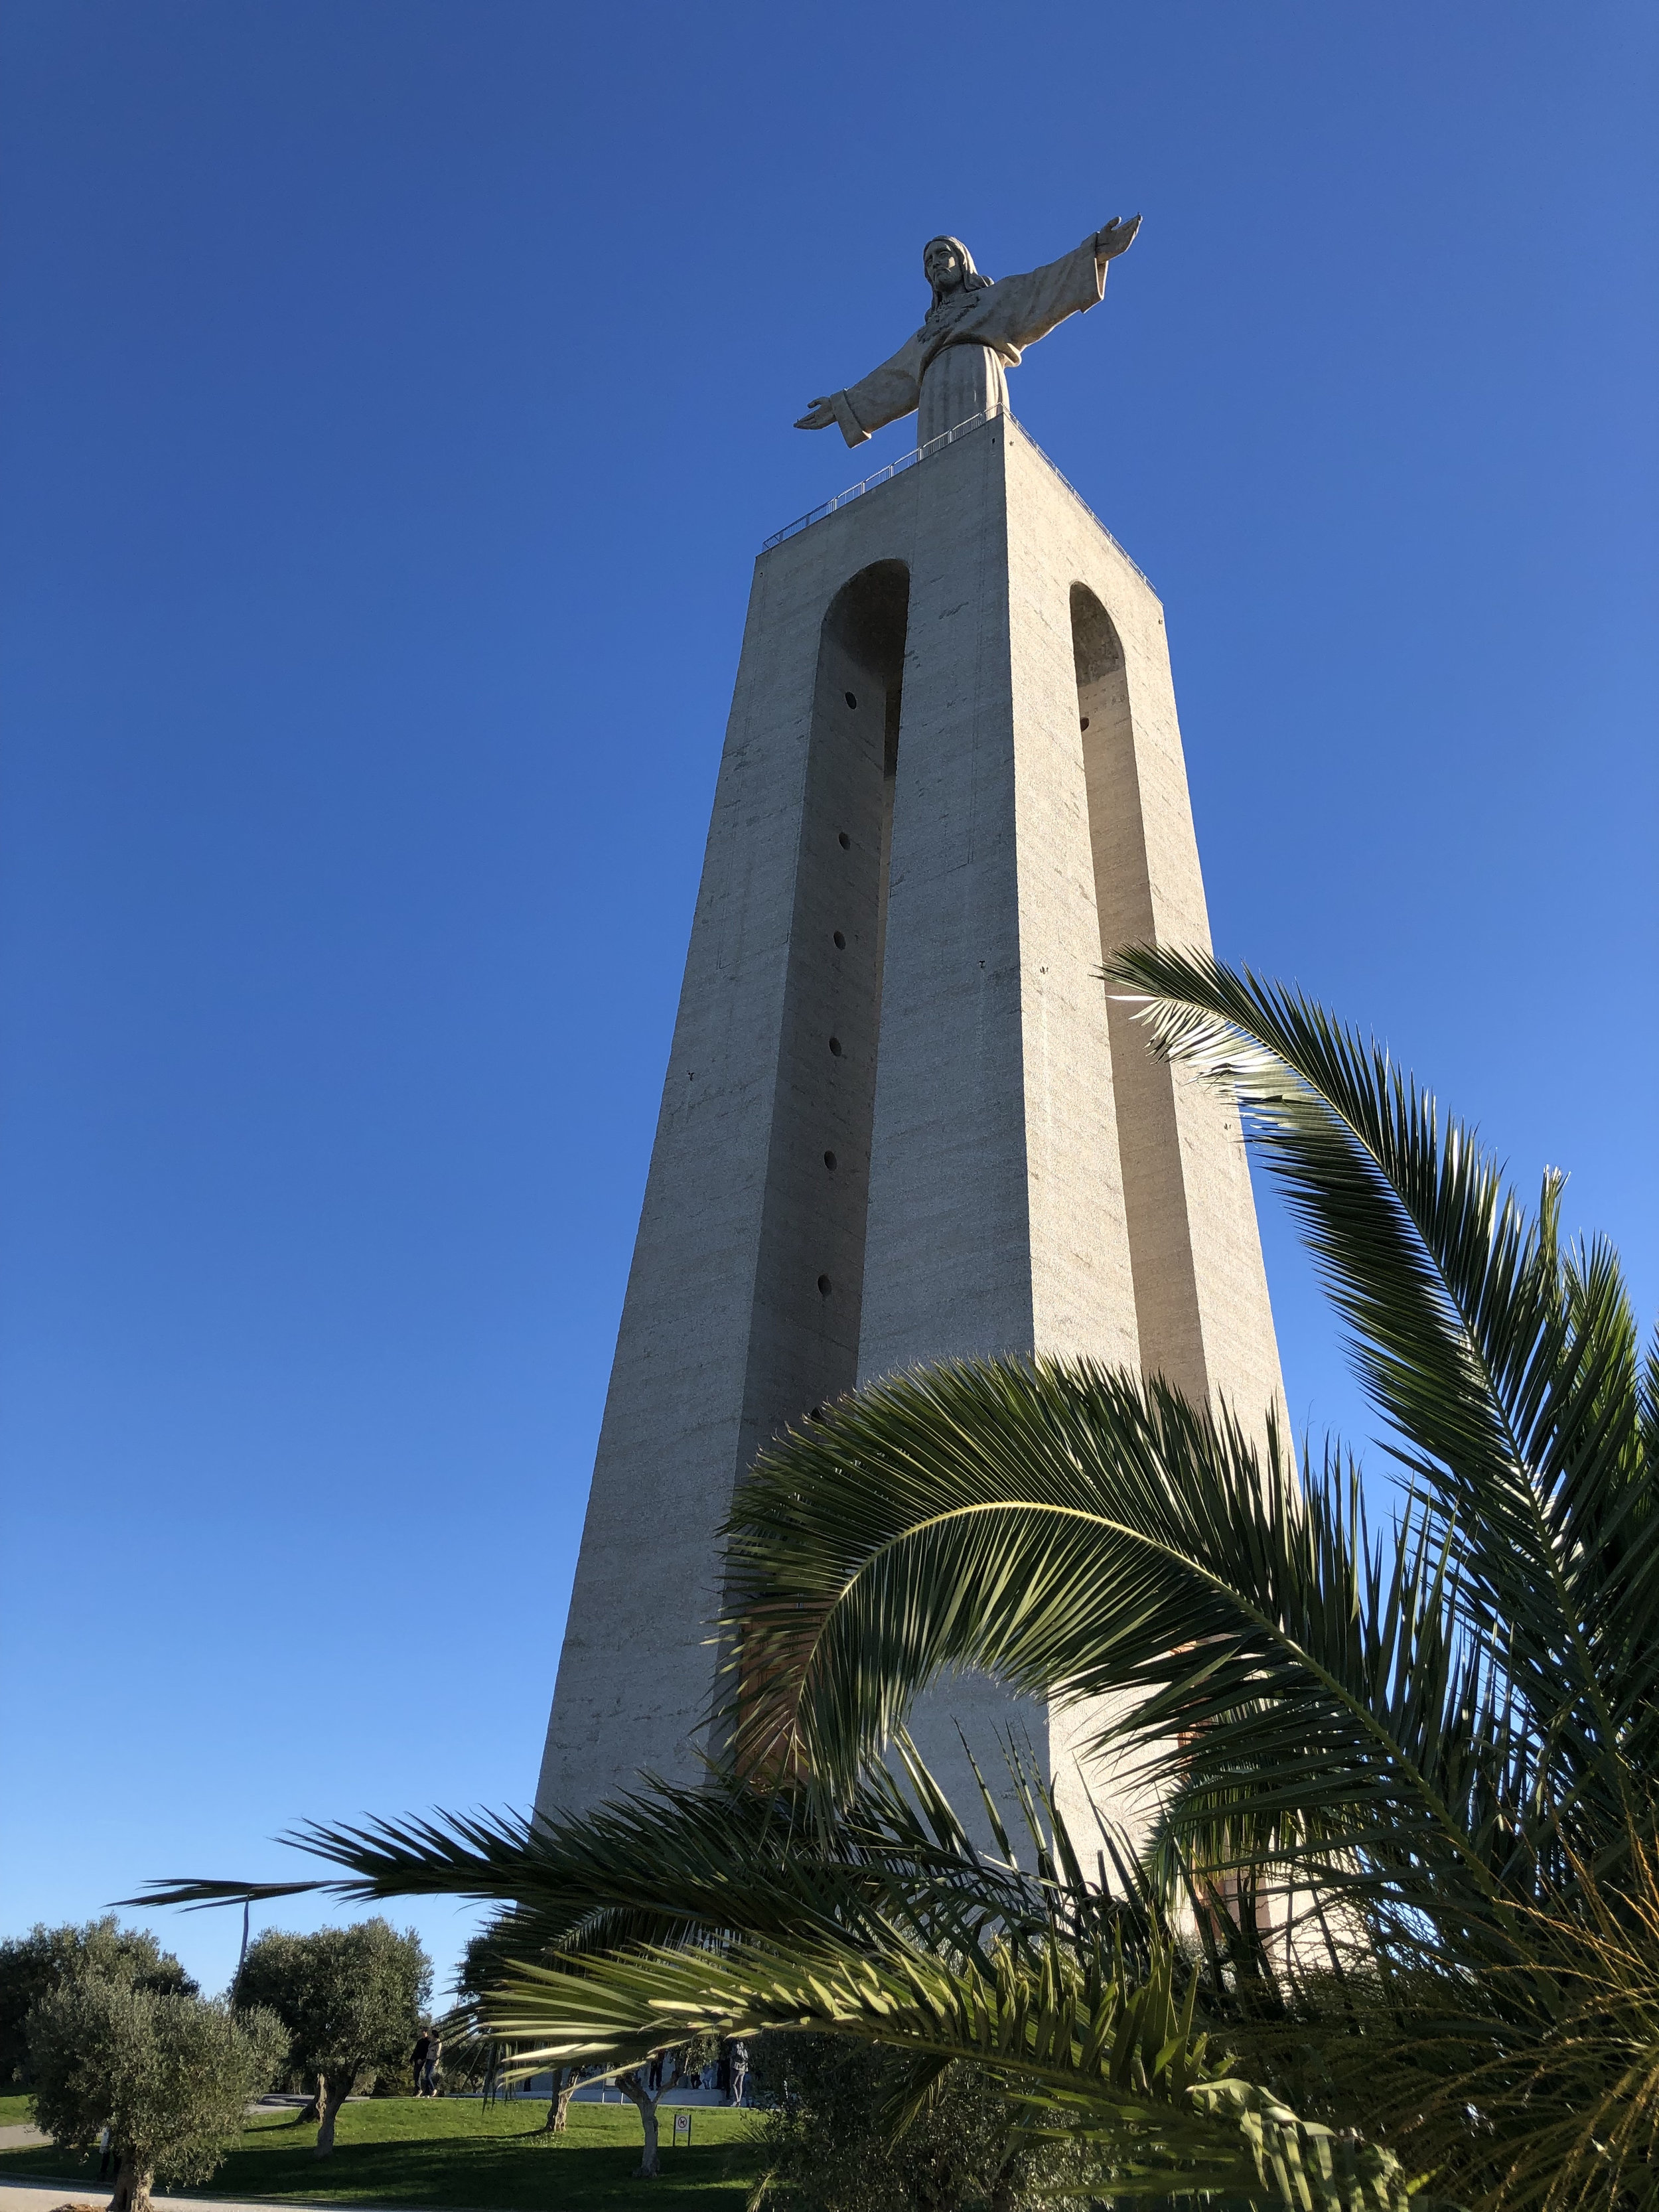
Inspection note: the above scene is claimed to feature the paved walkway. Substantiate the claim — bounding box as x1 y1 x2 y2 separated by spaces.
0 2184 422 2212
0 2100 307 2161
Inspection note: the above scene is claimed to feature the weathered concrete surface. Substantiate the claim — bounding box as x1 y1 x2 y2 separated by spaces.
535 462 937 1817
535 417 1284 1844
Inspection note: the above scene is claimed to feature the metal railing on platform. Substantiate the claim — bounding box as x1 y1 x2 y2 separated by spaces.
761 410 992 550
760 410 1157 599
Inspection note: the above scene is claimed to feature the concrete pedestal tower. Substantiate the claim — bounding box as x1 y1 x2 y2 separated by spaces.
534 400 1285 1834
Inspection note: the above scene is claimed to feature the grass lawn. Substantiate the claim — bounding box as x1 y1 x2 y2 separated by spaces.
0 2095 764 2212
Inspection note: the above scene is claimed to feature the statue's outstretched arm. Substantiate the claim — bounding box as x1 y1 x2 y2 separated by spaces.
794 338 924 445
1092 214 1141 261
970 214 1143 358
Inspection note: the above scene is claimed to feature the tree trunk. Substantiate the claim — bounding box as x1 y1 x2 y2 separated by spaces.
315 2065 359 2156
541 2065 575 2134
616 2069 661 2177
107 2153 154 2212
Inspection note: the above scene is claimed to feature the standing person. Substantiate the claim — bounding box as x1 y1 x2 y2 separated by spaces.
423 2035 442 2099
729 2042 749 2108
412 2028 430 2097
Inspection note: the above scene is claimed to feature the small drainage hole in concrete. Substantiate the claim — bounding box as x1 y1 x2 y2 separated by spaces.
824 1151 837 1169
818 1275 833 1296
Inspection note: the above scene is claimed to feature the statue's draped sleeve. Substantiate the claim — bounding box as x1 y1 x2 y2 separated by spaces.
825 236 1110 449
945 236 1108 368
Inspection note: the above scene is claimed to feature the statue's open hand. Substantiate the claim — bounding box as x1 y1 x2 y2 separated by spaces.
1094 214 1141 261
794 397 838 431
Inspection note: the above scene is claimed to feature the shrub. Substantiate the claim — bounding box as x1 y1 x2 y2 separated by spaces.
748 2033 1092 2212
28 1978 284 2212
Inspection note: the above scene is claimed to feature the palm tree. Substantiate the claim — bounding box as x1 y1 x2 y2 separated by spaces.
139 950 1658 2207
718 946 1659 2204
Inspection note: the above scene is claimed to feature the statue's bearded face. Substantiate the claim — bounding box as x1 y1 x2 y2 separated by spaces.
924 240 965 294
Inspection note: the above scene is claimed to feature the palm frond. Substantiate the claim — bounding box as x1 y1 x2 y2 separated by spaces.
477 1923 1425 2210
1368 1825 1659 2212
131 1743 1161 1975
1106 946 1658 1854
725 1353 1548 1943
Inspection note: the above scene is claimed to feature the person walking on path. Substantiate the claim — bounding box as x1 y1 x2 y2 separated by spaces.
422 2035 442 2099
412 2029 430 2097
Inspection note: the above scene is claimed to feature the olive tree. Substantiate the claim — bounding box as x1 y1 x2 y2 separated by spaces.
0 1919 194 2086
236 1919 429 2154
28 1978 283 2212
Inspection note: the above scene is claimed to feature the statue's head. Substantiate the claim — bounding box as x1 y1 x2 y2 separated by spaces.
923 236 993 306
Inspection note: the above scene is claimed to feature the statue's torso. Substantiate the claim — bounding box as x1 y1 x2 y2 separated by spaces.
918 340 1007 446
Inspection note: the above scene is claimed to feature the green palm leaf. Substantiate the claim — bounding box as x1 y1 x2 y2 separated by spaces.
478 1923 1423 2211
129 1743 1159 1976
1104 946 1658 1856
727 1356 1536 1942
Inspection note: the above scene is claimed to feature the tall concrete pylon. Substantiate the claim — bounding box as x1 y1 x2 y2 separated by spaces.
534 411 1285 1830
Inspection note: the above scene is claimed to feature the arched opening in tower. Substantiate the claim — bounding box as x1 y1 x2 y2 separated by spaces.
737 559 910 1472
1072 581 1206 1401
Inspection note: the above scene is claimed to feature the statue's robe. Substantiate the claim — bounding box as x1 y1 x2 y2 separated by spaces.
828 235 1113 450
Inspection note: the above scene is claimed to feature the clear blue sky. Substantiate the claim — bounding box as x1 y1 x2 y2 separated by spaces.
3 1 1654 2000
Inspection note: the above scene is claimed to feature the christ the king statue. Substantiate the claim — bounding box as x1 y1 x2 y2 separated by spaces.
794 217 1141 451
